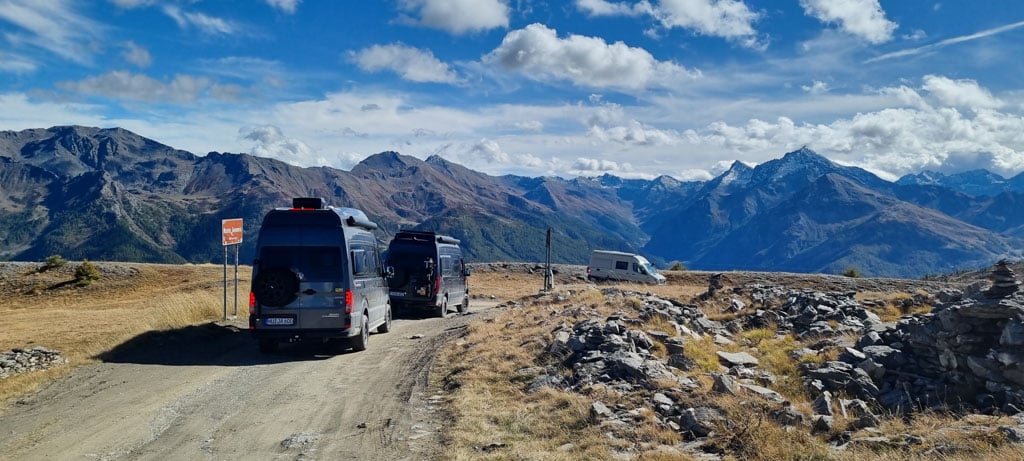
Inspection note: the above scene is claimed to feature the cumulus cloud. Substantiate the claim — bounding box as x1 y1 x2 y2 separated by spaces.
349 43 459 84
654 0 761 42
240 125 327 166
588 120 681 146
398 0 509 35
266 0 300 14
0 0 105 64
921 75 1004 110
57 71 242 104
801 80 829 94
683 76 1024 178
121 41 152 67
485 23 699 90
163 5 236 35
578 0 762 47
800 0 896 44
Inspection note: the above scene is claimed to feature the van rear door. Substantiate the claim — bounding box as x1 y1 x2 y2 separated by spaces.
254 245 349 330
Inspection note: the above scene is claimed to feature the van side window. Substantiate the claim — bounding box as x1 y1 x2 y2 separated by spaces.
615 261 629 270
633 263 641 273
440 255 453 276
351 249 366 275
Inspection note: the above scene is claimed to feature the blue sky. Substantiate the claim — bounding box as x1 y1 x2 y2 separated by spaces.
2 1 1023 181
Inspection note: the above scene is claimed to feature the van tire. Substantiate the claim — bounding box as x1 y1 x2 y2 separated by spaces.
252 268 300 307
352 313 370 351
257 339 278 354
458 296 468 314
377 305 392 333
436 297 448 318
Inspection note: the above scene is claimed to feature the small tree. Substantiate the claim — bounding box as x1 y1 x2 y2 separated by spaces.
668 261 687 271
842 266 861 278
74 259 102 286
40 254 67 272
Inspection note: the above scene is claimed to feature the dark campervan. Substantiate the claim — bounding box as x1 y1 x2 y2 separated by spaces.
386 230 470 318
248 197 392 353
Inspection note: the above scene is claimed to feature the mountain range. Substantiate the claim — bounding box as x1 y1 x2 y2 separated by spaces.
0 126 1021 278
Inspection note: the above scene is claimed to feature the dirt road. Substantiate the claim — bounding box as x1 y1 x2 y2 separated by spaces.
0 302 500 461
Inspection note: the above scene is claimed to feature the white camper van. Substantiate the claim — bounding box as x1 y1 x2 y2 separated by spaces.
587 250 666 284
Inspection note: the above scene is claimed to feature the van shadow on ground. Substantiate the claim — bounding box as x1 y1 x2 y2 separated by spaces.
96 322 362 366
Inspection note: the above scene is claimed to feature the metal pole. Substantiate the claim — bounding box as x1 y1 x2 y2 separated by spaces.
234 244 239 317
223 245 228 320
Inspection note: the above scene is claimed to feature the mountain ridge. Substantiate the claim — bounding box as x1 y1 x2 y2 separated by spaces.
0 125 1021 277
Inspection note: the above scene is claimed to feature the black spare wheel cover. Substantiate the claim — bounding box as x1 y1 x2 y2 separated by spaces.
253 268 300 307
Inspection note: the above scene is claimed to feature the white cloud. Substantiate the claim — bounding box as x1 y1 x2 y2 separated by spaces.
801 80 829 94
922 75 1004 110
121 41 152 67
576 0 762 47
587 120 681 146
398 0 509 35
800 0 896 44
109 0 156 8
240 125 327 166
485 23 699 90
266 0 300 14
56 71 242 104
575 0 651 17
682 76 1024 178
350 43 459 84
654 0 761 41
162 5 236 35
0 0 105 64
0 52 36 73
867 20 1024 63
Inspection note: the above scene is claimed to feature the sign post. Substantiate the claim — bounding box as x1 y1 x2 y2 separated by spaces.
222 218 243 320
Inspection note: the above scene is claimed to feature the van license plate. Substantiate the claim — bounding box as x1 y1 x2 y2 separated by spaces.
389 291 406 296
264 317 294 326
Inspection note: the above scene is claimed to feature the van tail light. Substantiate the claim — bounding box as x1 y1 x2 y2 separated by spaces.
343 290 354 313
433 275 441 296
248 291 256 315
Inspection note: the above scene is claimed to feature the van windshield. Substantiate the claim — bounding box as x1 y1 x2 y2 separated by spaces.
259 246 345 282
641 262 659 275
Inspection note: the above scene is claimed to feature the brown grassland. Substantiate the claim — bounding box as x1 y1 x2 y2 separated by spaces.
0 261 249 403
2 263 1023 460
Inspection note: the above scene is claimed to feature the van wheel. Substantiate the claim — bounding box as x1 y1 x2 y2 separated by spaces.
257 339 278 354
458 296 468 315
436 297 448 318
352 313 369 352
377 305 392 333
252 268 299 307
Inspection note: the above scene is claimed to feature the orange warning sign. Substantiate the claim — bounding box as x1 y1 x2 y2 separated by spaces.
222 218 243 246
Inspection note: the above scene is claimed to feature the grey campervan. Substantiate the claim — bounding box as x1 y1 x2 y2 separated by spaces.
385 230 469 318
248 197 391 353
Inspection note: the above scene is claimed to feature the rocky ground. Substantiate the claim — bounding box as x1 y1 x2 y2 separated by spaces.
478 262 1024 459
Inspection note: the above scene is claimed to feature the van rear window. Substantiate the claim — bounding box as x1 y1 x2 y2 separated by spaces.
259 246 345 282
262 211 339 228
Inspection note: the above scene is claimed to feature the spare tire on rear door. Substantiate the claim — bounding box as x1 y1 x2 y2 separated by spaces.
252 267 300 307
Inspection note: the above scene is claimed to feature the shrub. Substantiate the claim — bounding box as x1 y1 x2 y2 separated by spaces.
74 259 101 286
668 261 686 271
40 254 67 272
841 266 861 278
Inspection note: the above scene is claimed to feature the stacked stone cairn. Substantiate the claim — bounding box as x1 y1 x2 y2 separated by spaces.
833 261 1024 414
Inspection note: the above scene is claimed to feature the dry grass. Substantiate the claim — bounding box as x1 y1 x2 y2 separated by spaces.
0 262 248 403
